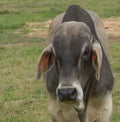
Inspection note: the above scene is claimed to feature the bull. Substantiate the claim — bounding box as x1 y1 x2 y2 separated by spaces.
36 5 114 122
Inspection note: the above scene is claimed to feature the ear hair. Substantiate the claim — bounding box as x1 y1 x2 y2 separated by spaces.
36 44 55 79
92 41 102 81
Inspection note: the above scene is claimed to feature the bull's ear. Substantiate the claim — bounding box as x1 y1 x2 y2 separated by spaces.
92 41 102 81
36 44 55 79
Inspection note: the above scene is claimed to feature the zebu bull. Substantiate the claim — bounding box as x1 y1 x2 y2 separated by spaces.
36 5 114 122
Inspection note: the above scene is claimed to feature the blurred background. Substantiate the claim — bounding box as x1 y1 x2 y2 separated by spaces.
0 0 120 121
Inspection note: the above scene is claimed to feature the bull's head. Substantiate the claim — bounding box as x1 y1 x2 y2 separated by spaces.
36 22 102 109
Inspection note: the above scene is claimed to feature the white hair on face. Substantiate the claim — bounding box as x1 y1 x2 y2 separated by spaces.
72 81 83 102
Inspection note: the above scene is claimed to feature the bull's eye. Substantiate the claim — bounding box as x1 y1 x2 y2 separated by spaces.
82 50 90 61
84 50 88 55
84 50 89 56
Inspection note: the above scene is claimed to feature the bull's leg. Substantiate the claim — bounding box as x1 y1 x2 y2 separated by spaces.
98 94 112 122
98 105 112 122
52 116 57 122
48 98 67 122
77 109 86 122
87 93 112 122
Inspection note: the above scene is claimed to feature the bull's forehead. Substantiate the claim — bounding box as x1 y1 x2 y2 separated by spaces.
54 21 91 37
53 22 92 59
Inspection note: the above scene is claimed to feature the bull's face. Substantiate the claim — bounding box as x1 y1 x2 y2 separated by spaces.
36 22 102 109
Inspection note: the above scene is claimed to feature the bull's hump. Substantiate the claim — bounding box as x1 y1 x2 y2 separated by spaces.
62 5 84 22
62 5 99 41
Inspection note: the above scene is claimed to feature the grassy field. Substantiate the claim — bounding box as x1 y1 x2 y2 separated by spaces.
0 0 120 122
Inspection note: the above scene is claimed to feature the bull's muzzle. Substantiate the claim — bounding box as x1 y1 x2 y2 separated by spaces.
57 87 77 102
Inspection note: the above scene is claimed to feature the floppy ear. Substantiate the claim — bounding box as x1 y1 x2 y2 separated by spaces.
36 44 55 79
92 41 102 81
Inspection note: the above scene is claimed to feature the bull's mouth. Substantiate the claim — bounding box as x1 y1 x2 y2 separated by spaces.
63 100 78 104
58 99 85 111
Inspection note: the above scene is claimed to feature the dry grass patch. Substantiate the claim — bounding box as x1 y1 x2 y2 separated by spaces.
103 18 120 40
25 20 51 38
25 18 120 41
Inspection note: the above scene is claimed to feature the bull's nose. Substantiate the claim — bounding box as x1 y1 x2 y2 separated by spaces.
58 88 77 102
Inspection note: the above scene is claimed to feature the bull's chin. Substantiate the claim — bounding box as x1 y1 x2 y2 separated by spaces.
58 100 85 112
58 99 85 111
63 101 77 104
74 101 85 111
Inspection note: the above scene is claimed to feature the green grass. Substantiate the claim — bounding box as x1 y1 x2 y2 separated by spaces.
0 0 120 122
0 44 51 122
110 41 120 121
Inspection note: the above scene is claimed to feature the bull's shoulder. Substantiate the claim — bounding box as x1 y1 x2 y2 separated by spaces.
47 13 65 42
87 10 109 58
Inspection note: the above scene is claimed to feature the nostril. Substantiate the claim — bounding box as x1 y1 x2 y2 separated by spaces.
57 88 77 102
58 89 64 101
69 88 76 95
70 88 77 99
